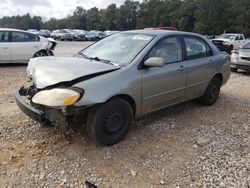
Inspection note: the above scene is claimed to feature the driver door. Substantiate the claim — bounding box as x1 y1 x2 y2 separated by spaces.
141 35 187 114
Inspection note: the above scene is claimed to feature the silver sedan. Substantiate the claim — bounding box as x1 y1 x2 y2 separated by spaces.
15 30 231 146
231 42 250 72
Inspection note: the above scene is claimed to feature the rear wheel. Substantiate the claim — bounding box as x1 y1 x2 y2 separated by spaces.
86 98 133 146
34 50 47 58
199 77 222 106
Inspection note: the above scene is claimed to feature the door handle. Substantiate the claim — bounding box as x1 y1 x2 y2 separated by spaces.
208 59 214 64
178 65 185 71
3 47 8 49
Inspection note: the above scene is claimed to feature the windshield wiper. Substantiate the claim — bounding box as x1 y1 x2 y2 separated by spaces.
89 56 119 66
78 52 119 66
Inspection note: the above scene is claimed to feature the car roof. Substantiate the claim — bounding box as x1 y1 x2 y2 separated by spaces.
122 29 204 38
222 33 242 35
0 28 28 32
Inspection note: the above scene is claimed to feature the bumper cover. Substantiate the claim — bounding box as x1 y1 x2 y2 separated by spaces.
15 87 88 128
231 63 250 70
14 88 45 123
231 60 250 70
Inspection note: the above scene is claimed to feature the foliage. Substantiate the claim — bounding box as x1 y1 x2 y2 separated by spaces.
0 0 249 36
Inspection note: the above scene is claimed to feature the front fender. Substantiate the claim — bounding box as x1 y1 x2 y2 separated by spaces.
73 67 142 117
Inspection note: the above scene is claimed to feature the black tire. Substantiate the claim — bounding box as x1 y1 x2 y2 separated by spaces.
228 45 233 54
230 67 238 72
34 50 47 58
199 77 222 106
86 98 133 146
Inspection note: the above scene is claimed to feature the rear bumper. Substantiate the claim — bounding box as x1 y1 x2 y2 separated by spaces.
14 88 45 123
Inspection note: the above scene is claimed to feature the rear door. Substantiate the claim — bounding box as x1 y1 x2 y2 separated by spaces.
10 31 41 62
183 35 216 99
0 31 10 63
141 35 188 113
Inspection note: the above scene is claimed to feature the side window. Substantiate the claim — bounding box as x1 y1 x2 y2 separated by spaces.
11 32 38 42
27 33 40 41
0 31 9 42
239 35 244 40
184 36 212 60
147 36 182 64
235 35 240 40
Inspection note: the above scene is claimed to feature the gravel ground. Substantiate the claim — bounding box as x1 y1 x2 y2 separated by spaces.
0 42 249 187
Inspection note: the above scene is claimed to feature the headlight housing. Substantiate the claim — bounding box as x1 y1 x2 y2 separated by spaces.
32 88 81 107
223 41 229 45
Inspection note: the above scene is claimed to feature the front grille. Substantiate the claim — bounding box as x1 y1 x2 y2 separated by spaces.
241 57 250 61
212 40 223 45
212 40 227 50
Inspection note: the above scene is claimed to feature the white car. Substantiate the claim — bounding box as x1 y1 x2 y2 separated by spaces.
212 33 247 53
27 29 40 35
0 28 56 63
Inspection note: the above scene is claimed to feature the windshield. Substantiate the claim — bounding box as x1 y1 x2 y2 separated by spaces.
59 30 67 33
220 34 236 40
243 42 250 49
79 33 154 66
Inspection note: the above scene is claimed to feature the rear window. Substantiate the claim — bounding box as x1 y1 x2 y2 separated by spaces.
11 32 40 42
184 36 213 60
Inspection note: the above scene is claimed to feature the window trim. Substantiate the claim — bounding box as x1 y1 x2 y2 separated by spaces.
10 31 39 43
139 34 184 69
182 34 214 61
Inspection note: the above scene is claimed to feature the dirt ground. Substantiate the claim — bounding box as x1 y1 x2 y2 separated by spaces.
0 42 249 187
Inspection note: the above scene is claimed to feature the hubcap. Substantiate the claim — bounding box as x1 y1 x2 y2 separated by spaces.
209 84 219 99
35 52 46 57
103 110 125 135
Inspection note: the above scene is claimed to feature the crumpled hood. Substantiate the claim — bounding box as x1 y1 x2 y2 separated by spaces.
27 56 120 89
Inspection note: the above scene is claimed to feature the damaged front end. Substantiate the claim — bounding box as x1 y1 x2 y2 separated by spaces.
15 56 120 130
14 85 88 131
47 38 57 56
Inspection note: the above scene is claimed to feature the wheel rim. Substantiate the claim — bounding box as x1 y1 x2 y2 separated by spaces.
35 52 46 57
103 109 125 135
209 83 220 99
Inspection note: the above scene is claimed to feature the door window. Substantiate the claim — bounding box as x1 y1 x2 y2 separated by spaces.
147 36 182 64
0 31 9 42
11 32 39 42
235 35 240 40
184 36 212 60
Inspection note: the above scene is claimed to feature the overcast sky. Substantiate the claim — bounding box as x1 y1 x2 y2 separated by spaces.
1 0 131 20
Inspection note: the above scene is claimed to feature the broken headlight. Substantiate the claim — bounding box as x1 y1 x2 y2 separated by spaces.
32 88 80 107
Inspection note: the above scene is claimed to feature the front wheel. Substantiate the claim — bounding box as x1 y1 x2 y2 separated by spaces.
230 67 238 72
228 45 233 54
199 77 222 106
86 98 133 146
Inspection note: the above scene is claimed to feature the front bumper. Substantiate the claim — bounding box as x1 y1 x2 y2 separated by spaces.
14 87 88 128
231 59 250 71
231 63 250 71
14 88 45 123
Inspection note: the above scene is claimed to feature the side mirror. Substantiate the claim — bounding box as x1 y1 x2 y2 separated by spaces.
144 57 165 67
